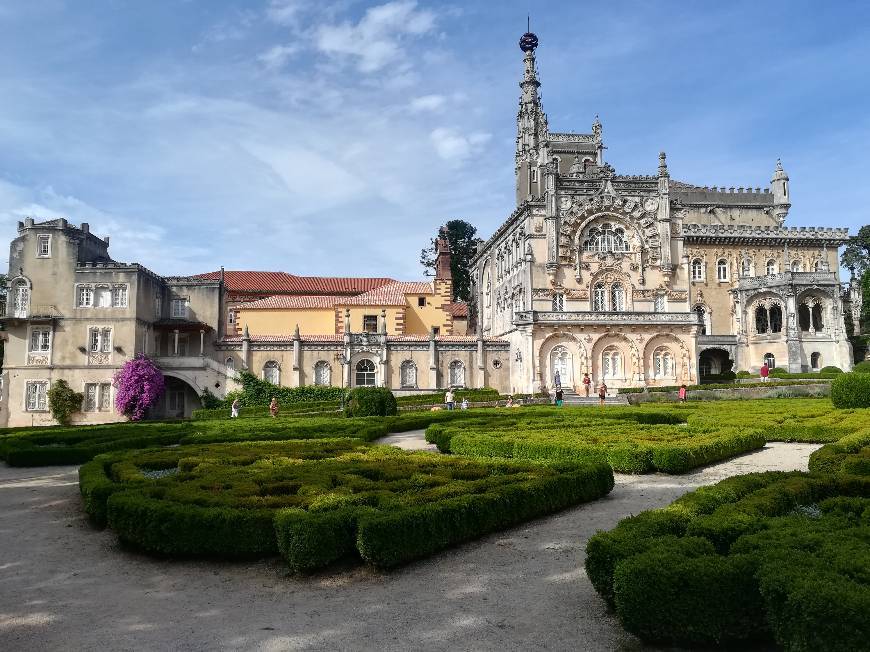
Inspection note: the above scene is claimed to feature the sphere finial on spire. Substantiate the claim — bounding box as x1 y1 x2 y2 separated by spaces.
519 17 538 52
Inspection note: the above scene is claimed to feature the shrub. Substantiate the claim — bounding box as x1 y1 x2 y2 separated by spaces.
831 372 870 408
234 371 345 406
199 388 223 409
820 365 844 375
47 380 84 426
113 355 165 421
345 387 397 417
851 361 870 374
586 431 870 649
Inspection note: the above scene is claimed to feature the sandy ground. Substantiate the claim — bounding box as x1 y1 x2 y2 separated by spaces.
0 439 819 652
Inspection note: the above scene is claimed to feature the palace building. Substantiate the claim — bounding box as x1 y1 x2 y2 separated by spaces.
0 30 856 426
468 30 853 394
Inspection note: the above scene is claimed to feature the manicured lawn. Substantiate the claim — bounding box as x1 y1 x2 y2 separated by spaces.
80 439 613 571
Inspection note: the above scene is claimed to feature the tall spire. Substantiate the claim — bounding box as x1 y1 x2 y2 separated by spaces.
515 26 548 204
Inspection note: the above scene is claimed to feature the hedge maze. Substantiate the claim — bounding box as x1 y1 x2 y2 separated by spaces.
79 439 613 571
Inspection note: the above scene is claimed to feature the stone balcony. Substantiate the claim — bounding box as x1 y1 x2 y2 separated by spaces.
514 310 700 326
737 271 839 292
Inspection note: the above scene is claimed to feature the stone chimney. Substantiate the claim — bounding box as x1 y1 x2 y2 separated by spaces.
435 227 452 281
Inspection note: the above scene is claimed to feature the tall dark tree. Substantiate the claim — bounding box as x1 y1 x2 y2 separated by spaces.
841 225 870 277
420 220 483 303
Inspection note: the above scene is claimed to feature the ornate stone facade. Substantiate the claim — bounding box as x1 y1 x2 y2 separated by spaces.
470 31 853 392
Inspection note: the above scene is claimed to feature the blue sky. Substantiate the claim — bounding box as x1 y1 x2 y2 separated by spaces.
0 1 868 278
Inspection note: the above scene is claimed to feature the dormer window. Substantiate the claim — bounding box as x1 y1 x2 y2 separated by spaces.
36 234 51 258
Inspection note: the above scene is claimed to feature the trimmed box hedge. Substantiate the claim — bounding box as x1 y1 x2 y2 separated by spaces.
831 372 870 408
83 439 614 571
585 431 870 650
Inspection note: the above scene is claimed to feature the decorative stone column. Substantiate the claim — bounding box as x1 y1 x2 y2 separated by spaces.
785 288 802 373
429 328 438 389
241 325 250 369
199 329 205 357
476 333 485 389
292 324 301 387
173 329 179 356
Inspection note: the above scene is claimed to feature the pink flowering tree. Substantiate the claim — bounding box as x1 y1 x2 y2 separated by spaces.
113 354 165 421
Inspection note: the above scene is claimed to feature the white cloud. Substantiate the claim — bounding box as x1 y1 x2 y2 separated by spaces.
429 128 491 163
266 0 305 26
409 94 446 112
257 44 300 70
315 0 435 73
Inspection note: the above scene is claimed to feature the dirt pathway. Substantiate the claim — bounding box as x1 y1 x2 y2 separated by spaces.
0 442 819 652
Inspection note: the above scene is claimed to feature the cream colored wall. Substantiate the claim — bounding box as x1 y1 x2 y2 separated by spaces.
238 308 335 337
337 307 403 334
403 295 451 335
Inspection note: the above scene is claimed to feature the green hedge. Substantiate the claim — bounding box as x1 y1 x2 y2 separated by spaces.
852 360 870 373
83 441 614 570
831 372 870 408
345 387 397 417
585 432 870 649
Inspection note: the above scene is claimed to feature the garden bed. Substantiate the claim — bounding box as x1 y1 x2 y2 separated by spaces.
584 430 870 650
80 439 613 571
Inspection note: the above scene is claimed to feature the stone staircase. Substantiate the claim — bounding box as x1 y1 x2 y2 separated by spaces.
558 388 629 406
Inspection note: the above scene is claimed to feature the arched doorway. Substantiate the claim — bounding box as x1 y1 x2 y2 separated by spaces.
157 375 203 419
698 348 732 381
550 345 573 388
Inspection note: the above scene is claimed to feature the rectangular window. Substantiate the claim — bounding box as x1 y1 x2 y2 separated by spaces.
362 315 378 333
25 381 48 411
168 390 185 414
171 298 188 319
417 297 426 307
228 310 236 324
176 336 188 357
78 286 94 307
96 287 112 308
29 329 51 352
85 383 113 411
99 383 111 411
432 326 441 336
154 292 162 318
89 327 112 353
111 286 128 308
84 384 98 411
37 234 51 257
552 293 565 312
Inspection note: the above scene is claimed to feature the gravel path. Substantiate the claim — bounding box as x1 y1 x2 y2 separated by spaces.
0 441 819 652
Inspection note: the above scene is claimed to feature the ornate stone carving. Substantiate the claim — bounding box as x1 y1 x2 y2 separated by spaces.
88 353 111 365
27 353 49 366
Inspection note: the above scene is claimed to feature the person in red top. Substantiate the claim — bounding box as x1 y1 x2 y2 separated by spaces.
760 363 770 382
678 384 687 402
582 373 592 397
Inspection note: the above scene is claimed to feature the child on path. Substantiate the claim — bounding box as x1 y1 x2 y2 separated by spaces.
460 398 469 410
269 397 279 418
678 385 687 402
598 382 607 407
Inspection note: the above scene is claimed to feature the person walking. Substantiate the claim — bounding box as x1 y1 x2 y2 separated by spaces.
598 382 607 407
269 397 279 418
678 384 687 403
445 388 455 411
231 397 241 418
554 370 562 391
582 373 592 397
760 363 770 383
555 388 564 407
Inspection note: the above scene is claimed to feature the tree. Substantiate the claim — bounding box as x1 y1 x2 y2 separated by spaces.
113 354 165 421
420 219 483 303
841 225 870 277
47 379 84 426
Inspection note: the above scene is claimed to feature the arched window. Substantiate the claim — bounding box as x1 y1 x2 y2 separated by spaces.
593 283 607 311
654 294 666 312
798 304 811 331
741 258 752 277
610 283 625 312
694 305 708 335
810 352 821 370
225 357 235 371
484 271 491 307
769 305 783 333
583 222 629 253
355 359 376 386
763 353 776 369
449 360 465 387
716 259 728 281
400 360 417 388
755 306 769 334
812 304 824 332
12 279 30 318
602 346 622 379
791 260 802 272
314 361 331 386
653 347 675 379
263 360 280 385
691 258 703 281
766 259 777 275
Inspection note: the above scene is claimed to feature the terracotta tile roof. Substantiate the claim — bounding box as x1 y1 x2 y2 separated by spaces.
445 302 469 318
222 334 343 343
386 335 506 343
337 281 434 307
237 295 342 310
194 270 394 295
